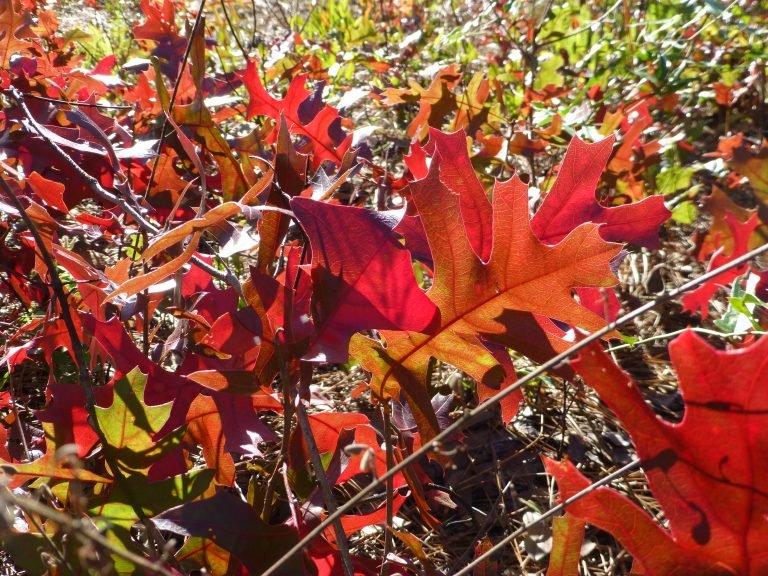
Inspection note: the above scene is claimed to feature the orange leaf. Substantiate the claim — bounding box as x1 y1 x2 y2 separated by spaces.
106 231 202 302
546 514 585 576
0 0 36 67
351 157 621 442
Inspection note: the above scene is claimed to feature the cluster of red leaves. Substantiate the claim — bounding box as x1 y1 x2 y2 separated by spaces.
0 0 766 575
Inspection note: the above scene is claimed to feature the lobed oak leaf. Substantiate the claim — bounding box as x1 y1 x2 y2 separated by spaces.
693 186 765 261
397 131 666 358
83 315 201 436
288 412 402 487
451 71 504 135
243 61 352 168
0 0 36 67
176 537 232 576
1 317 78 371
352 159 622 442
132 0 177 41
0 360 111 487
1 376 112 488
546 331 768 575
132 0 186 78
1 421 112 489
25 171 68 213
681 213 758 318
89 469 214 574
85 312 280 475
36 382 110 459
95 366 184 476
378 65 462 139
728 137 768 209
422 128 493 261
154 491 304 576
185 395 236 486
531 135 670 249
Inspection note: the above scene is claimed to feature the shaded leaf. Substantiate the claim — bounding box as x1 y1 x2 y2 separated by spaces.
291 197 439 363
154 491 303 576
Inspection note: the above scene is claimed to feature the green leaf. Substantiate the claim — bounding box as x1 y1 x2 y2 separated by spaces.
714 273 767 332
671 200 697 224
657 166 695 196
95 367 179 475
89 469 215 574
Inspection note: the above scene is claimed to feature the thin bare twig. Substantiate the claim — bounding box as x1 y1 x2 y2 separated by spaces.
295 398 355 576
261 239 768 576
5 86 242 293
20 92 133 110
379 401 394 576
218 0 249 59
537 0 623 48
145 0 208 196
261 332 295 522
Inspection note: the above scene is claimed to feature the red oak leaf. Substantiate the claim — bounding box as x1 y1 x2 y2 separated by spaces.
546 331 768 575
575 286 622 322
288 412 397 486
83 315 200 437
693 186 761 261
394 132 591 379
185 395 236 486
0 0 36 67
37 382 111 459
2 381 111 488
26 171 68 212
423 129 493 261
1 317 74 370
154 491 304 575
132 0 177 41
682 213 759 318
243 62 352 168
531 135 670 248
